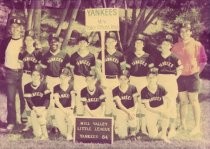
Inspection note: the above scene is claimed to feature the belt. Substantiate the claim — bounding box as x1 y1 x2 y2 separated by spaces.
23 70 31 74
106 75 117 79
4 67 22 72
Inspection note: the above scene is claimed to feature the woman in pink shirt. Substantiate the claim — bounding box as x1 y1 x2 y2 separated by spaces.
171 23 207 135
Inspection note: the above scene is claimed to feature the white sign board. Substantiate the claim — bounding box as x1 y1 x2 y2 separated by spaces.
85 8 119 32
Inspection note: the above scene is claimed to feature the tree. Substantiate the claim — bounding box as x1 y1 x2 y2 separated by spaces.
61 0 81 49
55 0 71 36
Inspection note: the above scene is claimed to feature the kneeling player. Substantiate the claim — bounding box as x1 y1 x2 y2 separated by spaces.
53 67 76 141
81 70 106 117
141 68 170 143
24 66 50 140
113 70 138 140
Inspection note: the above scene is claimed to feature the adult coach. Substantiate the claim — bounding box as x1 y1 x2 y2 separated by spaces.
171 23 207 135
0 18 25 131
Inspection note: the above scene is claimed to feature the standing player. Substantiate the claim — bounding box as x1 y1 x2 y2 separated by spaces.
97 34 126 117
126 38 153 134
81 70 106 117
19 30 42 88
141 68 170 143
70 36 96 116
53 67 76 141
24 66 50 140
40 34 70 133
18 30 42 131
153 38 182 138
171 23 207 135
113 70 138 140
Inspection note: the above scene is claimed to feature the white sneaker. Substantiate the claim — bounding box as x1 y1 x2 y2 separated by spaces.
189 127 201 136
66 135 73 141
168 129 177 138
22 125 31 132
6 124 14 131
40 135 48 140
160 136 171 144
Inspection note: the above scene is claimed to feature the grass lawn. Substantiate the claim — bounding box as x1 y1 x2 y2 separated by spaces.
0 80 210 149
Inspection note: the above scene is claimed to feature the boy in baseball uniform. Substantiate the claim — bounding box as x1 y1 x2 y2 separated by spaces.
113 70 138 140
141 68 170 143
126 38 153 134
53 67 76 141
97 34 126 117
24 66 50 140
153 37 182 138
70 36 96 116
40 34 70 133
81 70 106 117
19 30 42 131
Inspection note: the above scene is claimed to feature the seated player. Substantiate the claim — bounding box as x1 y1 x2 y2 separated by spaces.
141 68 170 143
81 70 106 117
113 70 138 140
53 67 76 141
19 30 42 132
24 66 50 140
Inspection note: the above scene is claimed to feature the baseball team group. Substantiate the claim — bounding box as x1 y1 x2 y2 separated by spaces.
0 17 208 143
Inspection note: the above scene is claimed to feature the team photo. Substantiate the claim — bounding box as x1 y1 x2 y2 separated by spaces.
0 0 210 149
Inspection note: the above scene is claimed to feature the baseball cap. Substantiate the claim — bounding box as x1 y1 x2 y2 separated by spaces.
60 67 72 77
106 31 117 40
160 34 173 44
10 18 24 25
77 36 89 43
118 70 130 78
48 34 59 43
165 34 173 43
135 34 145 41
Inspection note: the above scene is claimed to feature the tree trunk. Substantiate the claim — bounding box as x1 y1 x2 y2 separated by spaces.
26 8 34 31
137 0 163 31
116 31 123 52
88 32 97 44
61 0 81 50
102 0 107 8
55 0 71 36
127 0 148 47
23 0 28 19
137 0 165 34
131 0 137 25
123 0 128 47
33 0 42 39
26 0 35 31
